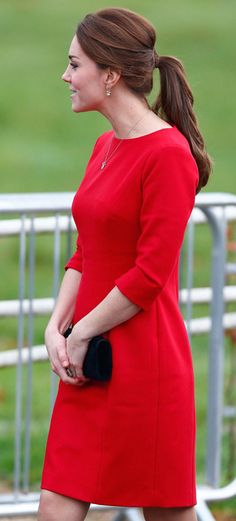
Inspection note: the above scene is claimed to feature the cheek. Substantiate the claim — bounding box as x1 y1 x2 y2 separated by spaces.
91 77 105 97
88 69 104 91
73 72 82 88
84 80 104 100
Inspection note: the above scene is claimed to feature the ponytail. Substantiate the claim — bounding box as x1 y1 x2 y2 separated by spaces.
153 55 212 193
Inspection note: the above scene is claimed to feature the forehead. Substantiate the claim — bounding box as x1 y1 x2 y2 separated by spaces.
68 35 81 58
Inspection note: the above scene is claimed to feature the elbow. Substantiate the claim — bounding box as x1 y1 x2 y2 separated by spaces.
115 265 162 311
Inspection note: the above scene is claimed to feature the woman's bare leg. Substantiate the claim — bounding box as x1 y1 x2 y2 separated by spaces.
143 506 198 521
37 489 90 521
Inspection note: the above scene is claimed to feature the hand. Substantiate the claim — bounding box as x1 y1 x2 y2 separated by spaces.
44 326 81 386
66 323 92 385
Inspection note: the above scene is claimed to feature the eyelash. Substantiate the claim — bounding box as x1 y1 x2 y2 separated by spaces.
70 63 78 70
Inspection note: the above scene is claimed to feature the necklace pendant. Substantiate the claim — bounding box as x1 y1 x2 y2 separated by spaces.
101 161 107 170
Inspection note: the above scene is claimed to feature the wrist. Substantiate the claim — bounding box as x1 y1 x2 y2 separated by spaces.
73 319 93 342
45 320 64 337
46 312 74 335
45 323 58 338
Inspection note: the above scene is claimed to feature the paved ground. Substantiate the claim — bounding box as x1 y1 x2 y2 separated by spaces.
2 509 236 521
213 512 236 521
0 510 120 521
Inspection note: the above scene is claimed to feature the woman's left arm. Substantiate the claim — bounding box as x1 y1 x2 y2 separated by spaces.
67 145 199 381
66 287 140 383
77 285 141 339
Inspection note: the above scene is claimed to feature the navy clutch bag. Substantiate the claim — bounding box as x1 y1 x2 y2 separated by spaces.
63 327 112 382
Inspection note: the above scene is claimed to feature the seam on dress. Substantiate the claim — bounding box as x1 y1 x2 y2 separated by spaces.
140 144 196 186
191 372 197 502
95 377 113 500
152 299 161 501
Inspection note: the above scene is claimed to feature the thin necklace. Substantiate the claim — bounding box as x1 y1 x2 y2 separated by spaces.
100 111 149 170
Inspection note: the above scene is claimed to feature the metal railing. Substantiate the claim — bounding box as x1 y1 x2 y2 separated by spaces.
0 192 236 520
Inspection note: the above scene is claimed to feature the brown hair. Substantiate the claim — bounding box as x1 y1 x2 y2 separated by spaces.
76 7 212 193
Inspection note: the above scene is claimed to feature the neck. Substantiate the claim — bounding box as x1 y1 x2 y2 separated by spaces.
99 86 151 139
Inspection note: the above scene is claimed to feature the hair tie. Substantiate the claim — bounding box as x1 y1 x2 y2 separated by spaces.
153 50 160 69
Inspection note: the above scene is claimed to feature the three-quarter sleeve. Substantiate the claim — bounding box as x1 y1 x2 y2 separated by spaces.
114 145 199 311
65 233 83 273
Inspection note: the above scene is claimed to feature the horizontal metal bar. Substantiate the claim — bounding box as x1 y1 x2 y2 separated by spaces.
223 406 236 418
1 286 236 318
0 497 121 518
188 313 236 335
0 209 235 235
0 298 54 317
0 193 74 214
0 501 39 517
0 492 137 518
0 215 75 236
0 492 40 504
225 263 236 275
195 192 236 208
180 286 236 304
0 345 48 366
0 192 236 216
197 478 236 501
1 312 236 368
123 509 144 521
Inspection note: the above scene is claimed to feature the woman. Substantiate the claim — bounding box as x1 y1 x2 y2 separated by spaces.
38 7 211 521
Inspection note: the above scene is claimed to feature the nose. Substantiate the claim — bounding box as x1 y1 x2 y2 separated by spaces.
61 65 70 83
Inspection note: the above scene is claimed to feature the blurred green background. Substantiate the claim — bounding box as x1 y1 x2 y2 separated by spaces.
0 0 236 517
0 0 236 193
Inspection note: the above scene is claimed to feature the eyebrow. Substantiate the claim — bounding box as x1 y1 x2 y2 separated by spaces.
69 54 79 60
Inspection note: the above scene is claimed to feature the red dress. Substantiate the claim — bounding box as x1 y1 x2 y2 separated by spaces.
41 126 199 507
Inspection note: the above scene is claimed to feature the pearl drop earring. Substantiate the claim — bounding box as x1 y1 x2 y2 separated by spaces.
105 86 111 96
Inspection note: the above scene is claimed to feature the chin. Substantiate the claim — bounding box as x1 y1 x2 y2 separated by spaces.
71 96 102 113
71 102 80 112
72 104 97 114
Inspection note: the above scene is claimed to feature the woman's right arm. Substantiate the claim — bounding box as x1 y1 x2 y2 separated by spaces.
44 268 82 384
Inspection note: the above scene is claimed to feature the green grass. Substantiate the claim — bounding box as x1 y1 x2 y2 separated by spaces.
0 361 52 489
0 0 236 192
0 0 236 514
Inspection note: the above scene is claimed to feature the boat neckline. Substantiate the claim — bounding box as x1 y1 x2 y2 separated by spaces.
111 125 177 142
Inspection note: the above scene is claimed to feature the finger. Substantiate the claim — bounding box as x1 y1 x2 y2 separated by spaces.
76 374 89 384
53 359 79 386
74 366 85 379
51 366 60 377
72 364 88 385
65 377 81 386
57 345 70 368
76 376 91 386
62 372 80 386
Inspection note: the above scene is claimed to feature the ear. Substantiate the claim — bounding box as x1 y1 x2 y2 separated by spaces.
104 67 121 89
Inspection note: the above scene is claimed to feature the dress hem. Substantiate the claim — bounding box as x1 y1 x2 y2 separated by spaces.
40 482 197 509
